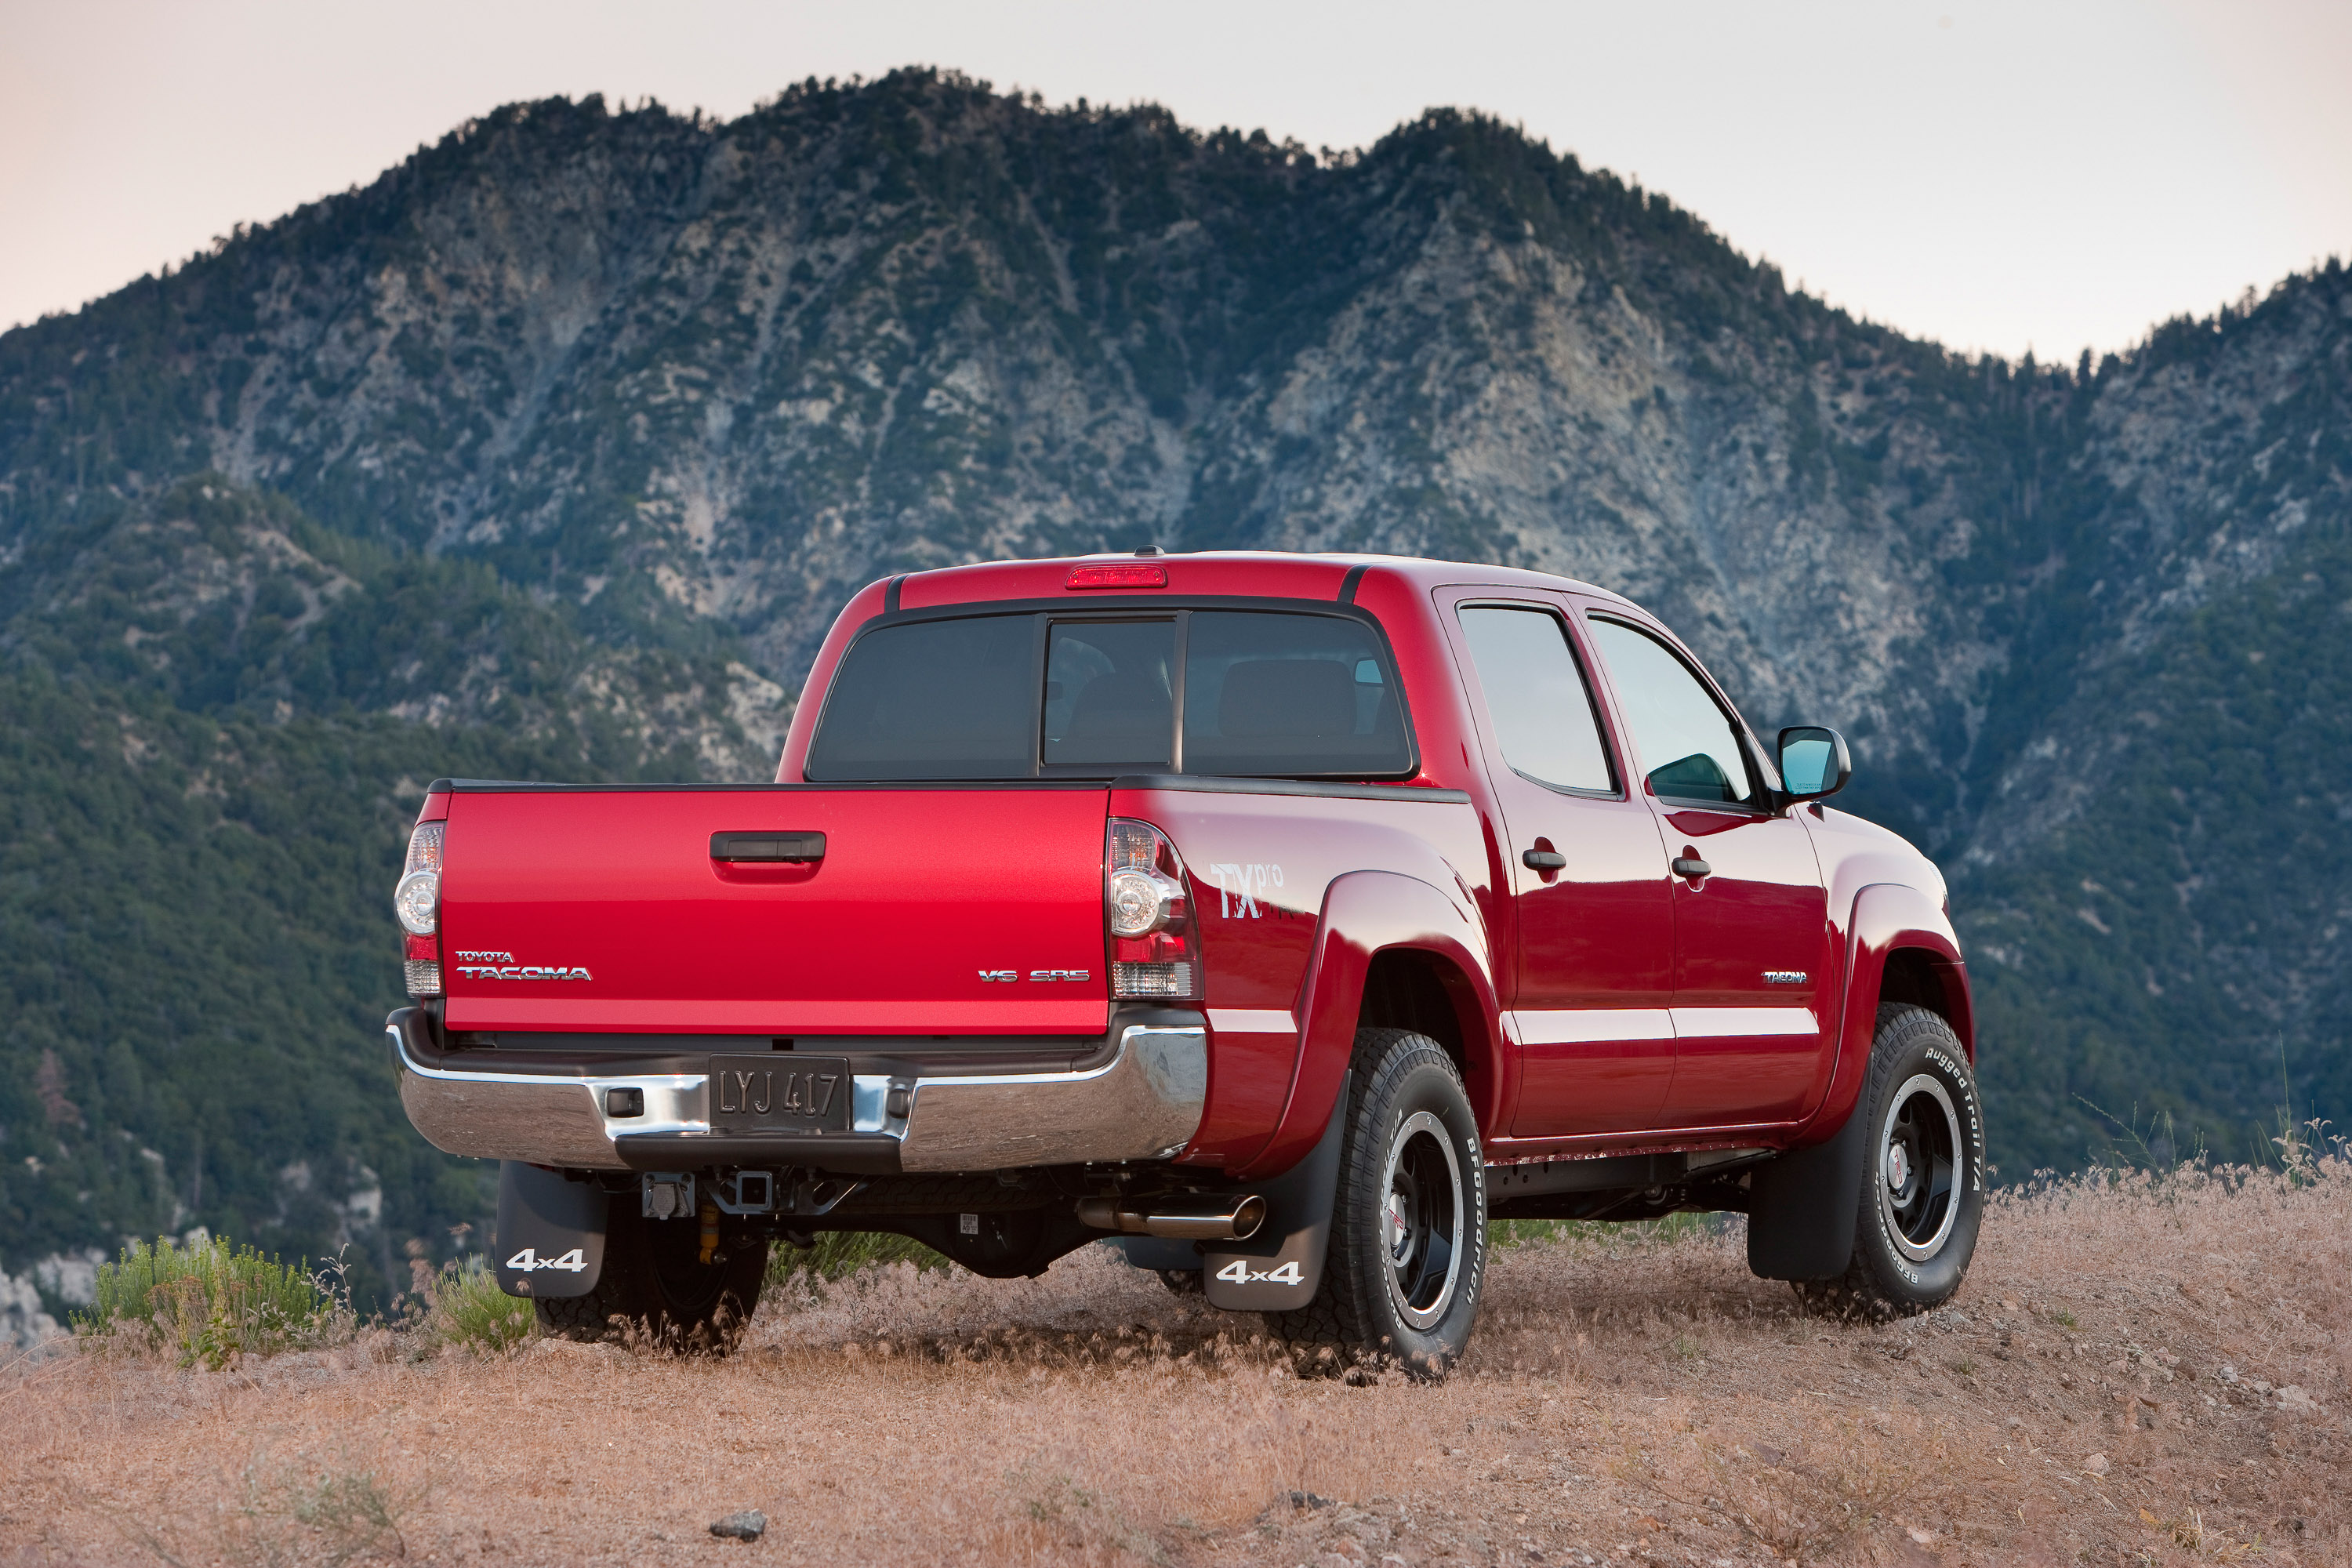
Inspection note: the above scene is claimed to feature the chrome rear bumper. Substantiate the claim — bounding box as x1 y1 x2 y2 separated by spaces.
388 1011 1208 1174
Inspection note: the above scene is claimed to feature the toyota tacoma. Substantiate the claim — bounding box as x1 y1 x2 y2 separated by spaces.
386 551 1984 1369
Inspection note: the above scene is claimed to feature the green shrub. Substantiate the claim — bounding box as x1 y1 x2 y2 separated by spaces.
228 1456 420 1566
423 1258 533 1352
766 1229 946 1292
1489 1219 1575 1250
1488 1212 1721 1251
78 1235 336 1367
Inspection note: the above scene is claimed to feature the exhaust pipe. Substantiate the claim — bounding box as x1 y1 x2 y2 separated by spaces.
1077 1192 1266 1241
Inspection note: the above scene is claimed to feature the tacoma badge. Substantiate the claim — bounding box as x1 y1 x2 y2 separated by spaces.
453 962 593 981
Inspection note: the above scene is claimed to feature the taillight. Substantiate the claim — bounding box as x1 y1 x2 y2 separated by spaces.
395 821 445 997
1105 818 1200 1001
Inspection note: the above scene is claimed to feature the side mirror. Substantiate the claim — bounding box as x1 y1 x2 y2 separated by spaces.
1777 726 1851 800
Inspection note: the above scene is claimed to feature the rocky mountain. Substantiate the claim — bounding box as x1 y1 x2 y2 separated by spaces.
2 70 2345 1321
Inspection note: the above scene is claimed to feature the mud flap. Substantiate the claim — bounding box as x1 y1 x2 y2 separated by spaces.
494 1162 607 1298
1745 1098 1870 1280
1201 1072 1350 1312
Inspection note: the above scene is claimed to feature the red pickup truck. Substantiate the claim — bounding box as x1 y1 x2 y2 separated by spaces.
387 551 1984 1370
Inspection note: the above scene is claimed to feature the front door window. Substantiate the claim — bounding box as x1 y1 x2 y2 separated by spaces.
1585 614 1833 1127
1584 619 1755 805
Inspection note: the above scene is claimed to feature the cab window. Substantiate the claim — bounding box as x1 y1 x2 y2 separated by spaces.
1044 620 1175 768
1181 612 1410 777
808 607 1414 781
1457 606 1615 793
803 613 1035 780
1586 618 1754 805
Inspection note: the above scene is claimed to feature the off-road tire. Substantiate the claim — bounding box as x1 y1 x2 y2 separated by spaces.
1268 1029 1487 1377
1794 1004 1986 1319
534 1194 767 1353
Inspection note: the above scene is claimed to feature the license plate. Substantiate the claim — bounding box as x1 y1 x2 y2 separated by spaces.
708 1054 852 1134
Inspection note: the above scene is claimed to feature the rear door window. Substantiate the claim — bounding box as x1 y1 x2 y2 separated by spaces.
1456 605 1616 793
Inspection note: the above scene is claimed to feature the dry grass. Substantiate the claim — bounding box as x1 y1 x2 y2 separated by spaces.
4 1158 2347 1566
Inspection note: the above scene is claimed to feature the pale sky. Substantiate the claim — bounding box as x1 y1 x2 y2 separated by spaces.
2 1 2347 361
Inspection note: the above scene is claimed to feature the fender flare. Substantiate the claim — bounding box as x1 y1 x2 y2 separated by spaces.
1233 869 1501 1181
1749 883 1970 1279
1801 880 1972 1146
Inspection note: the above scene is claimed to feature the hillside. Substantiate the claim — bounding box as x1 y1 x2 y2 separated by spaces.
7 1167 2347 1563
1 69 2346 1312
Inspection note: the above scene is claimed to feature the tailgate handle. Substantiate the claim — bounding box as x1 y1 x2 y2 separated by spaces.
710 830 826 862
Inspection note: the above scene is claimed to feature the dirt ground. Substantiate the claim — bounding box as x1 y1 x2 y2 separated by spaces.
3 1160 2347 1567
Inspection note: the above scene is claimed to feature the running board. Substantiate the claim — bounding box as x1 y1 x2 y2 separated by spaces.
1486 1148 1770 1200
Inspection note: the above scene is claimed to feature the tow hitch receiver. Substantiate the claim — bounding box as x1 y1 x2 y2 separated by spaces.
712 1170 775 1214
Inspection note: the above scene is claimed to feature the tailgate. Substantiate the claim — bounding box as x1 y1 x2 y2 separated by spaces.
437 786 1110 1034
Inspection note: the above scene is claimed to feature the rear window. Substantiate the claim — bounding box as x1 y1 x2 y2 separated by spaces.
805 608 1414 781
802 615 1036 780
1181 612 1409 776
1045 619 1177 769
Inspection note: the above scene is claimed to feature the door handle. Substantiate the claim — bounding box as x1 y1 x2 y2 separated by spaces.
1522 849 1567 871
710 831 826 862
1671 855 1711 880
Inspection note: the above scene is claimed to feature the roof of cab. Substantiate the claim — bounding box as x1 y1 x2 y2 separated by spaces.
891 550 1632 612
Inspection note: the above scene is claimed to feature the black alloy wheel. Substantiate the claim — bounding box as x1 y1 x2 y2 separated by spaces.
1795 1004 1987 1319
1381 1108 1468 1330
1269 1029 1487 1377
1879 1071 1963 1262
